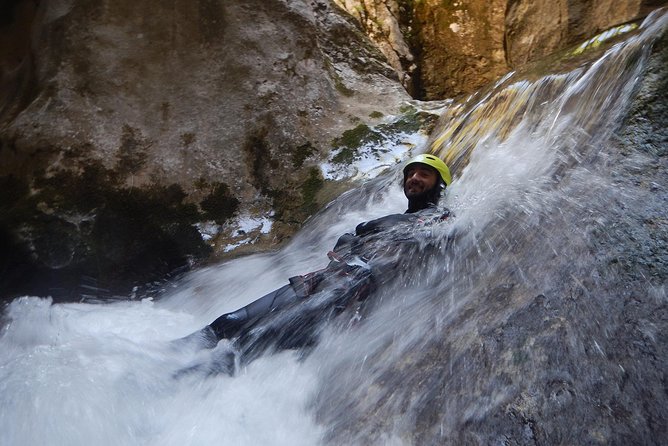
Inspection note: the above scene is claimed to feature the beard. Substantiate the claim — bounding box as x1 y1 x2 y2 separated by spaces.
405 182 444 213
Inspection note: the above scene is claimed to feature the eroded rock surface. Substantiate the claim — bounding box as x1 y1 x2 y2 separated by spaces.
1 0 666 301
334 0 662 99
0 0 409 300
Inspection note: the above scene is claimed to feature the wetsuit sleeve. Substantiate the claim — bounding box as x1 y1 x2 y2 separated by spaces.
333 233 356 253
355 213 415 236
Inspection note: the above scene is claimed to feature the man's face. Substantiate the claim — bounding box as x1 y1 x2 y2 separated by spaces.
403 164 439 199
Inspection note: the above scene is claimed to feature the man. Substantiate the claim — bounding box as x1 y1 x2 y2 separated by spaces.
179 154 452 373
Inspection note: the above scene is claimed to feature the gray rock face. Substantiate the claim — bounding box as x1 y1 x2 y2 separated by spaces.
1 0 666 302
334 0 662 99
0 0 409 300
2 0 404 196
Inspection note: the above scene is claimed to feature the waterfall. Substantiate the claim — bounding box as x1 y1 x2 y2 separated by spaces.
1 10 666 446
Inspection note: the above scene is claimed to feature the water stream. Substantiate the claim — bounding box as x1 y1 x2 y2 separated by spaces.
1 10 666 445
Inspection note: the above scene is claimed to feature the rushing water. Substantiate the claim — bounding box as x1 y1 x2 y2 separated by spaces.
1 10 667 446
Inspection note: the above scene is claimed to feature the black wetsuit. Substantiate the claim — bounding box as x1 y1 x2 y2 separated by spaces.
192 206 450 367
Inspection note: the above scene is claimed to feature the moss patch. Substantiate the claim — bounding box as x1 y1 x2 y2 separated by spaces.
116 124 150 175
240 126 325 224
200 181 240 224
334 123 381 149
300 167 324 215
334 77 355 96
243 129 279 195
181 132 196 146
330 109 438 166
331 123 384 164
291 142 316 168
377 108 438 134
322 55 356 96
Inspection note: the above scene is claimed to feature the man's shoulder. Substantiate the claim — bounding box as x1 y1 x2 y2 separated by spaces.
414 207 451 221
355 213 416 236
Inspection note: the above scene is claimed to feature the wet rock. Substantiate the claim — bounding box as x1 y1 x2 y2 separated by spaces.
0 165 211 302
0 0 409 301
334 0 656 99
0 0 664 302
314 17 668 445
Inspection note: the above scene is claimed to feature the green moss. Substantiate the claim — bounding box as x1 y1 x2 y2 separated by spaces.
334 77 355 96
194 177 209 190
300 168 324 214
181 132 196 146
291 142 316 168
333 123 384 151
200 182 240 224
378 110 438 134
369 111 384 119
330 123 383 165
116 124 149 176
332 147 357 165
329 108 439 166
243 130 279 195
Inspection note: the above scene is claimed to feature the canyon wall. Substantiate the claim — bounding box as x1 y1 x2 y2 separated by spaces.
0 0 409 300
1 0 666 300
334 0 664 98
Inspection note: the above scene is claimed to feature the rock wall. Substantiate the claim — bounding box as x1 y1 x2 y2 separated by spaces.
332 0 418 94
0 0 410 301
412 0 508 99
334 0 664 99
1 0 666 301
504 0 652 67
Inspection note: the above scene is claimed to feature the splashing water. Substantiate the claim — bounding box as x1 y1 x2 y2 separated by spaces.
308 11 668 444
1 10 667 446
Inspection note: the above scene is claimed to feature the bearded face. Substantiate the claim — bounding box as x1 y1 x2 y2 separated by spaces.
404 164 438 199
402 164 445 213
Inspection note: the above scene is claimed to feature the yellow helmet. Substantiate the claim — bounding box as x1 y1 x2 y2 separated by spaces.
403 154 452 186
